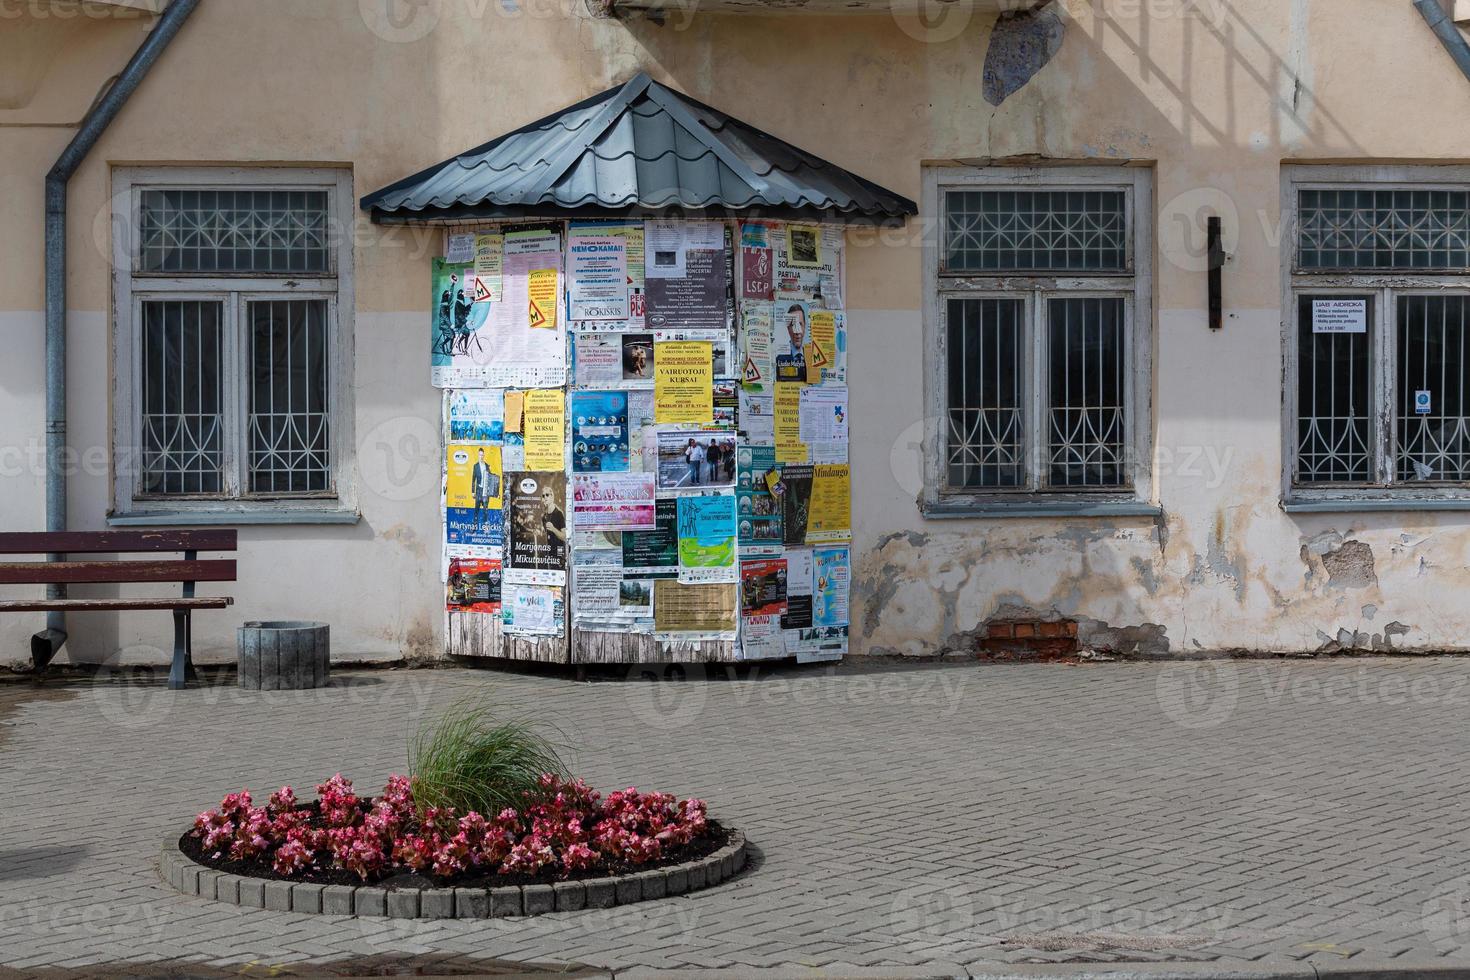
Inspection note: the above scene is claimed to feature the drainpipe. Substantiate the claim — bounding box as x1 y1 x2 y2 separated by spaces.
33 0 201 670
1415 0 1470 82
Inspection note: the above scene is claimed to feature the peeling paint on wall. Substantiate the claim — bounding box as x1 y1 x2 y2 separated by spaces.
1300 531 1379 590
982 2 1065 107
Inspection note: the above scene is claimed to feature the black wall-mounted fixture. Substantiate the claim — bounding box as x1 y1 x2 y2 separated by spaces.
1208 216 1225 332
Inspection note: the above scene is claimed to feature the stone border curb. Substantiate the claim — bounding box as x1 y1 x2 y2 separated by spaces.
159 828 746 918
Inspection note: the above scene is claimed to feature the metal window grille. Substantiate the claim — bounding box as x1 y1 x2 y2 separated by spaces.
1048 297 1127 488
248 300 331 493
1298 189 1470 271
944 190 1128 273
1295 295 1372 484
946 298 1025 488
139 300 224 495
1397 295 1470 482
138 189 331 274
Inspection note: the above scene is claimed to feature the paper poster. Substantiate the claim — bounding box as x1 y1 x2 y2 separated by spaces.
740 222 775 301
646 248 729 331
740 390 775 445
1312 298 1368 334
504 390 525 433
528 268 558 331
774 301 810 384
713 381 738 428
740 558 787 616
656 430 737 490
776 224 843 308
502 582 563 636
780 464 814 546
782 546 814 630
479 229 564 387
799 386 848 443
572 472 656 530
620 333 655 384
504 471 568 585
820 311 847 384
574 333 624 386
653 580 738 638
617 578 654 619
446 557 501 614
572 550 628 623
793 626 847 662
736 445 783 547
807 463 852 544
740 614 785 661
627 391 657 473
645 221 688 279
445 443 503 553
568 234 629 321
812 547 850 628
656 328 732 379
473 232 504 301
622 498 678 579
446 233 475 264
522 389 565 472
570 390 629 473
574 220 644 288
741 302 775 388
431 259 493 387
446 389 505 442
654 341 713 423
807 310 836 382
676 493 739 584
774 383 808 464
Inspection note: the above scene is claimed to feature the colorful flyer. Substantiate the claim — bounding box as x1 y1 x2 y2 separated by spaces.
622 498 678 579
741 302 775 388
568 233 629 321
446 557 501 614
522 388 565 472
774 383 808 464
502 582 564 636
812 547 851 628
655 430 737 491
445 389 505 443
445 443 503 553
807 463 851 544
572 472 656 531
676 493 738 584
574 333 624 386
780 464 814 546
431 259 493 388
654 341 713 423
736 445 782 547
472 232 504 301
570 390 630 473
504 471 567 586
740 558 787 616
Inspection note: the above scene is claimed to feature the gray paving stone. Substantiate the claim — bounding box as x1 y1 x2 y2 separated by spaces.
353 886 387 917
236 878 264 909
553 879 587 911
214 874 242 905
454 888 489 919
385 890 419 918
636 870 667 900
585 877 616 909
615 875 642 905
263 880 293 912
291 883 324 913
665 865 689 895
420 889 454 919
321 885 355 916
522 883 554 916
489 886 522 918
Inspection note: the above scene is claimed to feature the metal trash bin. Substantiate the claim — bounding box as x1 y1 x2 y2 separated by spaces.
237 621 330 690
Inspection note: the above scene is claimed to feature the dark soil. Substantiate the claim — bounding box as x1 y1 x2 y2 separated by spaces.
179 802 731 890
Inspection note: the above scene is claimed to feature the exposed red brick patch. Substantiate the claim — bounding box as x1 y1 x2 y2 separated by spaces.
978 618 1080 661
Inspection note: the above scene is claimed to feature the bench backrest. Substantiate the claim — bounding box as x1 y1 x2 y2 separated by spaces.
0 530 237 586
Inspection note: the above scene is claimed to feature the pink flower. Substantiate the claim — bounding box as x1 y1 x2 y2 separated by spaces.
273 837 314 876
267 786 297 814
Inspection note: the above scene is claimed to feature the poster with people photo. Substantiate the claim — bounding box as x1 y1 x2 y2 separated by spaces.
445 557 501 614
655 430 738 491
444 443 503 553
774 301 810 384
504 471 568 585
431 259 492 387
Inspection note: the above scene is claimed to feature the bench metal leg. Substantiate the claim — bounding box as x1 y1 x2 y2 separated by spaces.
168 608 197 690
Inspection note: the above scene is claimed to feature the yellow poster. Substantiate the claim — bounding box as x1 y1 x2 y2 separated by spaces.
807 310 835 383
528 267 558 330
473 232 503 301
807 463 852 543
774 382 807 464
654 341 713 424
504 390 525 433
522 388 565 471
446 444 503 510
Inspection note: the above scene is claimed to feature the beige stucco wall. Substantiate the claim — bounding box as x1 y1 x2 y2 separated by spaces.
2 0 1469 666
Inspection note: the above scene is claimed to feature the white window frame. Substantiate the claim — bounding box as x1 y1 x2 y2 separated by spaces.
921 165 1155 516
111 166 357 522
1282 165 1470 508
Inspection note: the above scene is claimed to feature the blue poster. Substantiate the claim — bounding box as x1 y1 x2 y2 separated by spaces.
570 390 630 473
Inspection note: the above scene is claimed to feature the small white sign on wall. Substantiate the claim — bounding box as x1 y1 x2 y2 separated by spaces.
1416 390 1433 416
1312 298 1368 334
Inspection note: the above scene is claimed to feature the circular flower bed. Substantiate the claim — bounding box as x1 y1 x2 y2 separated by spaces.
167 772 745 916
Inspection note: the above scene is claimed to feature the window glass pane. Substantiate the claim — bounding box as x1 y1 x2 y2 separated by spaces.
248 300 331 494
1298 189 1470 271
945 190 1128 273
1047 298 1127 488
946 298 1025 489
1397 295 1470 482
1295 295 1372 484
138 189 331 274
139 300 223 495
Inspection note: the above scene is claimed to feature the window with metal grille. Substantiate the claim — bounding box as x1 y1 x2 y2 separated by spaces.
927 168 1150 505
1288 168 1470 498
114 168 350 515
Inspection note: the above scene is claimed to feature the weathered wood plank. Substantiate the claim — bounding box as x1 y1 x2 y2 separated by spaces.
0 597 233 612
571 628 737 664
0 530 237 554
446 610 568 663
0 559 236 585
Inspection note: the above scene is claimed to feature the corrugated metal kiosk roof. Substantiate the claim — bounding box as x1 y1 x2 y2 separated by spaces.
360 73 916 226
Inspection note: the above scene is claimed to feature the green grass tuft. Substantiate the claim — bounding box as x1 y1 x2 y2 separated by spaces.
407 698 571 816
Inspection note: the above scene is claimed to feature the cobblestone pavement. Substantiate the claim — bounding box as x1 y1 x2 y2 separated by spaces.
5 657 1470 976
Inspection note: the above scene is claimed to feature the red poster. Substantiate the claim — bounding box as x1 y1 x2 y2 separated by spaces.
741 245 774 301
740 558 787 616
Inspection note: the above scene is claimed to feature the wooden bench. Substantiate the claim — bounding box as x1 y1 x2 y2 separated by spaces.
0 529 237 690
